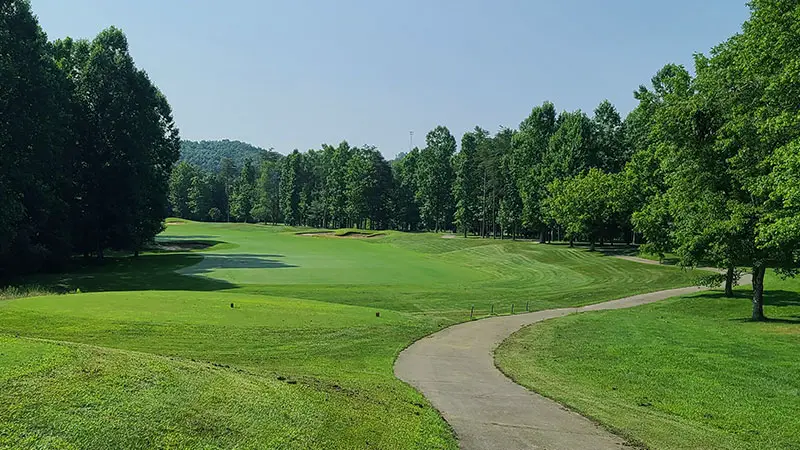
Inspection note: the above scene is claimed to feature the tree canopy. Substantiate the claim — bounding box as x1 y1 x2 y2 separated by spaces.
1 1 179 277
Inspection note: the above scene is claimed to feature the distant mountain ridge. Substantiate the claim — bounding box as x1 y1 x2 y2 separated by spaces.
180 139 281 172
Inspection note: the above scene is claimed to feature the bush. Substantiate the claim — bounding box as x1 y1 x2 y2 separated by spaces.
0 285 57 300
208 207 222 222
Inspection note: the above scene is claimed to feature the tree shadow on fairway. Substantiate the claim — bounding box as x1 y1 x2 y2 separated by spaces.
18 249 298 295
180 254 297 275
764 290 800 308
595 245 647 258
722 290 800 323
30 254 236 294
156 235 219 240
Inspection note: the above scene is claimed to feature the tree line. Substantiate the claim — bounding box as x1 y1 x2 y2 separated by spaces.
169 100 629 239
170 0 800 320
169 143 394 228
0 1 179 278
5 0 799 320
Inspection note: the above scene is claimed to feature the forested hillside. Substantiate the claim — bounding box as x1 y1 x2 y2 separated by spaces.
180 139 280 173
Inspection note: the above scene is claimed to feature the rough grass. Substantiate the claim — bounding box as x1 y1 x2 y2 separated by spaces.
0 220 702 449
0 285 58 301
496 273 800 450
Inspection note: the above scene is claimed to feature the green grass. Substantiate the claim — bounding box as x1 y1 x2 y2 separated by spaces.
0 220 702 449
0 336 447 449
496 273 800 450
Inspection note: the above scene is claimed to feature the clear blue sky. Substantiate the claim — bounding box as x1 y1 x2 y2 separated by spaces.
32 0 749 158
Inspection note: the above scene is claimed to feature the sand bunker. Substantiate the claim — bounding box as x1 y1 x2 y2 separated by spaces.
298 231 336 237
154 240 216 251
298 231 384 239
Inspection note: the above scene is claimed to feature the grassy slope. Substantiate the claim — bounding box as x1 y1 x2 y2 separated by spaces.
0 221 701 449
496 274 800 450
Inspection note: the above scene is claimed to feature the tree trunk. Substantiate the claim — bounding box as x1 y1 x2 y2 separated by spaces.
589 238 596 252
134 249 139 258
481 171 488 239
569 238 574 248
724 266 735 298
491 199 496 239
539 228 547 244
751 265 766 321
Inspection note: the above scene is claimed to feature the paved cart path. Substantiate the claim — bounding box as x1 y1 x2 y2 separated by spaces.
394 285 707 450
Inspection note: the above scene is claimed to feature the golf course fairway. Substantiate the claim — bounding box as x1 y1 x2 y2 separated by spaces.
0 220 700 449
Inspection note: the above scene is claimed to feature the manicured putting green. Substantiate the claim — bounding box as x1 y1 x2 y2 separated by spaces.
496 273 800 450
0 220 700 449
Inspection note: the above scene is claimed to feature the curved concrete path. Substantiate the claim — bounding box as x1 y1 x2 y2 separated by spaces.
394 285 707 450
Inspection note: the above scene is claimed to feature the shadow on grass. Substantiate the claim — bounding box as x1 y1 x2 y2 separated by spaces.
157 235 219 240
729 316 800 324
541 242 683 264
548 241 640 253
588 245 685 265
595 246 640 256
716 289 800 323
180 254 297 274
764 290 800 308
28 254 236 294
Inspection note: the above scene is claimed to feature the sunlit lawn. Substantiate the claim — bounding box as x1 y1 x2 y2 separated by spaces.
0 220 700 449
497 274 800 450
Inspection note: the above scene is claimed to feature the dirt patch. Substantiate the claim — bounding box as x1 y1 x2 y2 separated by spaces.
767 325 800 335
297 232 335 237
441 234 456 239
153 240 216 251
